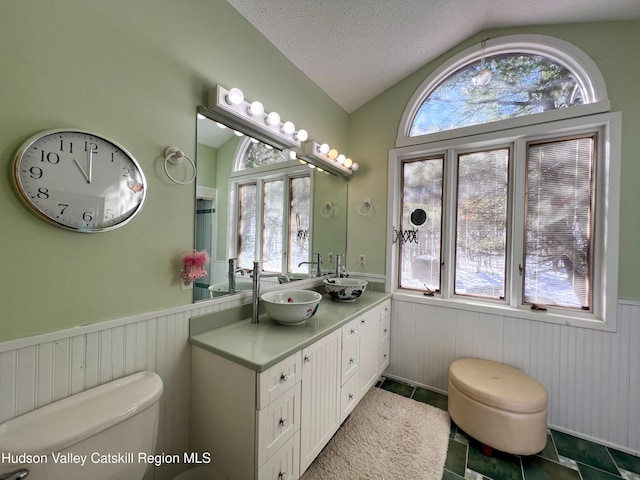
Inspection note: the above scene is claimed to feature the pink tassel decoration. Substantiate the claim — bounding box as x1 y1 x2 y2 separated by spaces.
180 250 210 285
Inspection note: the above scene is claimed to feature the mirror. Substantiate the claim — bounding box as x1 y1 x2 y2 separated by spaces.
194 108 348 301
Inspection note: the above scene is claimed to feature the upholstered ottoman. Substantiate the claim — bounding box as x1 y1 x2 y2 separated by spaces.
448 358 548 455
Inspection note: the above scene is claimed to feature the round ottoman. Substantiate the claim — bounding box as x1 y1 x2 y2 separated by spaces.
448 358 548 455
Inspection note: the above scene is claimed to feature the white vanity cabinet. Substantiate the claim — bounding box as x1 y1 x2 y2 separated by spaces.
189 295 392 480
190 349 302 480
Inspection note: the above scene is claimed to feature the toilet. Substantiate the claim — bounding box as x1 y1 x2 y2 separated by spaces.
0 371 225 480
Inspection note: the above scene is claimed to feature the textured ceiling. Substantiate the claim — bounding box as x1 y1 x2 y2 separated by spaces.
227 0 640 113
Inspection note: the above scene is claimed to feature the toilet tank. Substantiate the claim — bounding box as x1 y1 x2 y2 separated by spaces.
0 371 163 480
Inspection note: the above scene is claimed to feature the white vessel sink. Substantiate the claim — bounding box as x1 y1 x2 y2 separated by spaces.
323 278 368 302
261 290 322 325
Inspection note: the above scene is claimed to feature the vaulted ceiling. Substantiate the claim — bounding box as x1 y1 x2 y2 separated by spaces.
227 0 640 112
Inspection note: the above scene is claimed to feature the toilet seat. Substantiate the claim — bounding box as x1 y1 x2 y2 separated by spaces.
173 466 226 480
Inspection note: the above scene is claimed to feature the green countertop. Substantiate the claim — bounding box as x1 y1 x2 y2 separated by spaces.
189 290 391 373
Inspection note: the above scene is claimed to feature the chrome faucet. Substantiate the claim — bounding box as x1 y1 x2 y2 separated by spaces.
298 252 323 277
335 254 348 278
228 258 245 294
251 261 288 324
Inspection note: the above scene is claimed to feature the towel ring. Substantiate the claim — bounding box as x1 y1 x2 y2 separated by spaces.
321 201 334 218
164 147 196 185
357 198 374 217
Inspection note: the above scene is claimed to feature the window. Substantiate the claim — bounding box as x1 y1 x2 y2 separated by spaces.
389 35 619 329
231 138 311 274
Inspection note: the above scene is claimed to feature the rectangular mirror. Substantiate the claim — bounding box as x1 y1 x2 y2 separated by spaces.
194 107 348 301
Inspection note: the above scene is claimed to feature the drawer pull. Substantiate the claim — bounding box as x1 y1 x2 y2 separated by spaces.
279 418 288 427
349 357 355 364
348 393 354 400
384 328 388 333
350 328 355 334
278 472 288 480
383 354 388 358
280 372 289 382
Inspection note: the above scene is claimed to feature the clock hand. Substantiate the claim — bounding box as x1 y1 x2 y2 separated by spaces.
73 158 90 183
88 148 93 184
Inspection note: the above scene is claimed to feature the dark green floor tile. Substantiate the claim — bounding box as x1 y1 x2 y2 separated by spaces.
379 378 414 397
608 447 640 474
442 469 465 480
552 430 619 475
537 432 558 462
577 462 623 480
412 386 449 411
522 456 581 480
444 439 467 477
467 439 523 480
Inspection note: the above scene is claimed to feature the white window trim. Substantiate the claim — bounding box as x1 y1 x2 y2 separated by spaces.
387 112 621 331
396 34 610 148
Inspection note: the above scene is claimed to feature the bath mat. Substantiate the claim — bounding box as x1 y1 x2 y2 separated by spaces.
300 386 451 480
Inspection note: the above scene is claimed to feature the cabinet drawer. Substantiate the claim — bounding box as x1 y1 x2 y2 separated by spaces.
341 317 360 343
258 382 301 467
340 373 359 423
258 351 302 409
341 335 359 385
379 314 390 343
380 299 391 319
378 339 390 373
258 431 300 480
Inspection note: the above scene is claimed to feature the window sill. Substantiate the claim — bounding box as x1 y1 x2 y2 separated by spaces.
391 290 617 332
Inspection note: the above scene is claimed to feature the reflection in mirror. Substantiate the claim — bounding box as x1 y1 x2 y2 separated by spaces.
194 109 348 302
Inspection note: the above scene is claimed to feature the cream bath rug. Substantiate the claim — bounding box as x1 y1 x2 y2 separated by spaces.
300 387 451 480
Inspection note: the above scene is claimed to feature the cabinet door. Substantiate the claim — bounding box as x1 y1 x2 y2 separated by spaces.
358 307 379 398
300 329 341 473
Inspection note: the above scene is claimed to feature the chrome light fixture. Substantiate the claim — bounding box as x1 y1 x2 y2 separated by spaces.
302 141 359 177
208 85 306 150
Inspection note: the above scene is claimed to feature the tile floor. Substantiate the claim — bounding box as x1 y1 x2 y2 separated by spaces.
376 377 640 480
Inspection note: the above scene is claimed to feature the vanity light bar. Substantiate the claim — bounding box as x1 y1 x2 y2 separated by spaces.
208 85 303 150
303 141 359 177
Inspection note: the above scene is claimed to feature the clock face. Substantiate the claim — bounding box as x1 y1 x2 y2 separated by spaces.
13 129 147 232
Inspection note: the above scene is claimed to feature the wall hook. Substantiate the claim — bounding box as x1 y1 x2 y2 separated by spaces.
164 147 196 185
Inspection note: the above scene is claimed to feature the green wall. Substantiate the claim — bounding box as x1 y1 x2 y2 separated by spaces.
0 0 347 342
347 20 640 301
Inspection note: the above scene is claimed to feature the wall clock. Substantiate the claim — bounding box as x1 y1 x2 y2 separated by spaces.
12 129 147 233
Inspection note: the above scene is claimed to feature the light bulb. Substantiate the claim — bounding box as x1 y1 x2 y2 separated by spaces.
317 167 324 172
319 143 330 154
295 129 308 142
344 158 353 168
328 149 338 160
226 88 244 105
197 113 206 120
215 122 227 129
266 111 281 126
249 137 259 143
233 130 244 137
282 121 295 135
351 162 360 171
337 154 346 164
299 159 307 165
289 151 297 160
309 164 316 169
247 101 264 117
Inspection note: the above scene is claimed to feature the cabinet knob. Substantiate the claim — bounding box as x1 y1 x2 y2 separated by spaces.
304 355 310 363
280 372 289 382
383 354 388 358
349 393 354 400
384 328 388 333
350 328 355 334
279 418 288 427
278 472 288 480
349 357 355 364
361 319 366 324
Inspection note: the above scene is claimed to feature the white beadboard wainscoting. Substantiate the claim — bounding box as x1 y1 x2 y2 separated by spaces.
0 297 243 480
387 297 640 455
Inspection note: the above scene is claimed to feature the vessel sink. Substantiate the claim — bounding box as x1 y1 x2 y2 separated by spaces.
323 278 368 302
208 279 253 295
261 290 322 325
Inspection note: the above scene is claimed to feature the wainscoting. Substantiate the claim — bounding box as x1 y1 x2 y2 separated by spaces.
1 295 637 480
0 295 247 480
386 297 640 456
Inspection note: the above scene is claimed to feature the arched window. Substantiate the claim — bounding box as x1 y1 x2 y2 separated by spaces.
398 34 609 146
388 35 619 330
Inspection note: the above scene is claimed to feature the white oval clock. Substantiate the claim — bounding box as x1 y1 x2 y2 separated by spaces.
12 129 147 233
